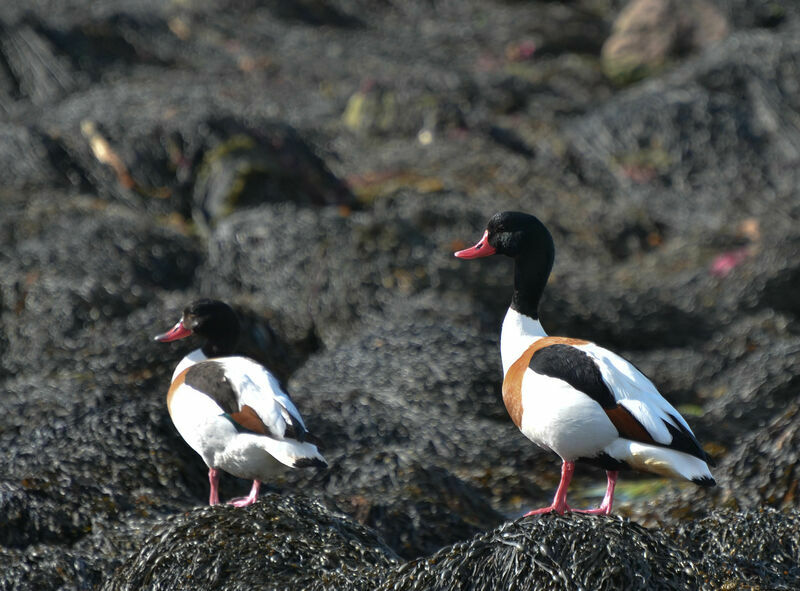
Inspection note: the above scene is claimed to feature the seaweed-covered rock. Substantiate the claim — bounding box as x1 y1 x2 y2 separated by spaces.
378 514 700 590
0 124 85 192
323 452 506 560
694 324 800 445
280 295 531 557
0 544 106 591
198 195 497 347
286 292 555 500
0 372 199 540
668 508 800 589
696 399 800 511
375 509 800 590
1 0 799 589
0 193 201 377
570 31 800 228
718 0 800 29
103 493 399 591
0 19 78 112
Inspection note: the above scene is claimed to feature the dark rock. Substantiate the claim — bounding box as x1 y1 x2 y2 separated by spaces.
190 117 355 231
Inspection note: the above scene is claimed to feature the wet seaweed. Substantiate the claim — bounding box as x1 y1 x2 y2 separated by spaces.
668 508 800 590
377 513 699 591
103 493 399 591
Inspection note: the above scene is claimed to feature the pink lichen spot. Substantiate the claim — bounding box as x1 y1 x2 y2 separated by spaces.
710 248 750 277
505 40 537 62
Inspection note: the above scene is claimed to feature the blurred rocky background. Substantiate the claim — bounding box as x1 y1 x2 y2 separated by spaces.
1 0 799 589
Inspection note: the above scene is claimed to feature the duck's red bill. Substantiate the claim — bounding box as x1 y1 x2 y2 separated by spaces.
154 321 192 342
454 230 496 259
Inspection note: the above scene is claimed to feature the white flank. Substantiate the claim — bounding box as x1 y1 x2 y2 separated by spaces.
501 307 547 375
519 370 617 461
168 382 234 467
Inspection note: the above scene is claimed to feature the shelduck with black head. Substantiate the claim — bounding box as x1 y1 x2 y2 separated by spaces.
456 211 714 516
155 299 327 507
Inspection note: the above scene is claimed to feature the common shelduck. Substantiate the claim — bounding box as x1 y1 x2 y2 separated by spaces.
455 212 714 515
154 299 327 507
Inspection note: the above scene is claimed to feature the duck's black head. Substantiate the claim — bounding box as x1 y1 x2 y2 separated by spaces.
154 299 241 357
455 211 555 319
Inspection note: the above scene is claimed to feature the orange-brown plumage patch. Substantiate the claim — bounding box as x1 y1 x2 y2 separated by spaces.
229 405 268 435
502 336 590 428
166 368 189 417
605 405 655 444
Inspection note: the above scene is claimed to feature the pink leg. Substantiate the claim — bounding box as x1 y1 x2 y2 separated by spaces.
228 480 261 508
572 470 618 515
208 468 220 506
524 461 575 516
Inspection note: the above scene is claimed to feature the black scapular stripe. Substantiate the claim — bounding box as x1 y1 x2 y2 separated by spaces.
184 361 239 414
529 344 616 409
663 412 715 464
281 408 309 443
576 452 631 472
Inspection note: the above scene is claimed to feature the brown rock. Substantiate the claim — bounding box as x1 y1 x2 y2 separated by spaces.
602 0 729 81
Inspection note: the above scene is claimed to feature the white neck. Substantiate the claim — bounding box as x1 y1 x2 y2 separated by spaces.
171 348 208 381
500 307 547 375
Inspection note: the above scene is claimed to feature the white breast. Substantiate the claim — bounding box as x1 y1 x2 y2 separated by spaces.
501 307 547 375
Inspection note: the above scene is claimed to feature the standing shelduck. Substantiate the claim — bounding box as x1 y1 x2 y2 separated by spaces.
155 299 326 507
455 212 714 515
